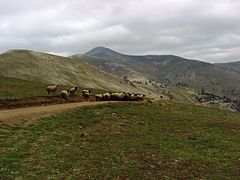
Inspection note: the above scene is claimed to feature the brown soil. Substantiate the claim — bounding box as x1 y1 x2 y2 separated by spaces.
0 95 144 126
0 95 96 110
0 101 115 125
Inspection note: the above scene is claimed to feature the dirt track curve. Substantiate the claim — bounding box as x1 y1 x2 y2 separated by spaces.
0 101 114 125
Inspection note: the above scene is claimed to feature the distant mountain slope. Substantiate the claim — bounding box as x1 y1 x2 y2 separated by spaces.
217 61 240 72
0 50 135 91
74 47 240 99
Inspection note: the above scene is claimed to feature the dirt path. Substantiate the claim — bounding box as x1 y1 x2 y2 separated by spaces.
0 101 114 125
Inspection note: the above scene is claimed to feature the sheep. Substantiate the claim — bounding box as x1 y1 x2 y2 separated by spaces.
110 92 128 101
109 92 120 100
69 87 78 95
82 89 91 94
126 93 133 100
133 93 145 101
46 85 58 94
103 93 111 100
83 92 90 98
95 94 104 101
125 93 145 101
94 93 111 101
82 89 91 98
61 90 70 100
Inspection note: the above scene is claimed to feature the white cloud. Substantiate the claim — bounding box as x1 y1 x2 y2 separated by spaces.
0 0 240 62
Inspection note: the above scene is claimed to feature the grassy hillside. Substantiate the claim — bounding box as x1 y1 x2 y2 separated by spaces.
0 50 169 99
1 102 240 179
0 76 55 100
0 75 110 100
76 47 240 99
0 50 132 91
0 73 198 104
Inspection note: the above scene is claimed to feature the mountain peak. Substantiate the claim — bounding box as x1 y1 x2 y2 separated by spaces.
85 46 122 56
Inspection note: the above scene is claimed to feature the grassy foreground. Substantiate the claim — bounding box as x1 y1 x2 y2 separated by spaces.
1 102 240 179
0 76 105 100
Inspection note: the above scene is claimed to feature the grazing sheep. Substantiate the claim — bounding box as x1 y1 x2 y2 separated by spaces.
83 92 90 98
82 90 91 98
126 93 145 101
110 92 128 101
69 87 78 95
109 92 120 100
134 94 145 101
103 93 111 100
95 94 104 101
61 90 70 100
82 89 91 95
46 85 58 94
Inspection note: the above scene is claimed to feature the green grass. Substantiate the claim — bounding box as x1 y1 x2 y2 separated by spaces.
0 76 55 99
0 76 108 100
0 50 127 91
1 102 240 179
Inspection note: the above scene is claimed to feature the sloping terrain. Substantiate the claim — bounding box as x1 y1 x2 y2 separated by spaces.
0 101 111 124
1 102 240 179
75 47 240 99
217 61 240 72
0 50 171 99
0 50 183 100
0 76 53 100
1 48 239 111
0 50 132 91
0 75 110 100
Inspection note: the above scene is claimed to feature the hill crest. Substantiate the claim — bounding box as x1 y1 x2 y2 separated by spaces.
76 47 240 100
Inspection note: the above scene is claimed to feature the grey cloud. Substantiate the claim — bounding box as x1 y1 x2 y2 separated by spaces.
0 0 240 63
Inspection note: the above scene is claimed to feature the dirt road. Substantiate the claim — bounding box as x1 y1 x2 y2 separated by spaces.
0 101 113 125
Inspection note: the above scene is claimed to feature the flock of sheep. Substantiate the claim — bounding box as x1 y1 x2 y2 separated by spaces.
46 85 145 101
95 92 145 101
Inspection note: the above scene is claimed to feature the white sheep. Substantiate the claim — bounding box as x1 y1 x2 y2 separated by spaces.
82 89 91 94
133 93 145 101
82 89 91 98
95 94 103 101
103 93 111 100
110 92 127 100
61 90 70 100
46 85 58 94
69 87 78 95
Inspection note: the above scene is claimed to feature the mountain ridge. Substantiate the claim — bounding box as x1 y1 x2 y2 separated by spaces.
1 48 240 100
217 61 240 72
75 46 240 100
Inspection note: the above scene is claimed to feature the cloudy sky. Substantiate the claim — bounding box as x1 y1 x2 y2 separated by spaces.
0 0 240 63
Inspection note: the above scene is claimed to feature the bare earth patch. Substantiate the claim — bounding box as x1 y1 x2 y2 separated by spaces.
0 101 114 126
